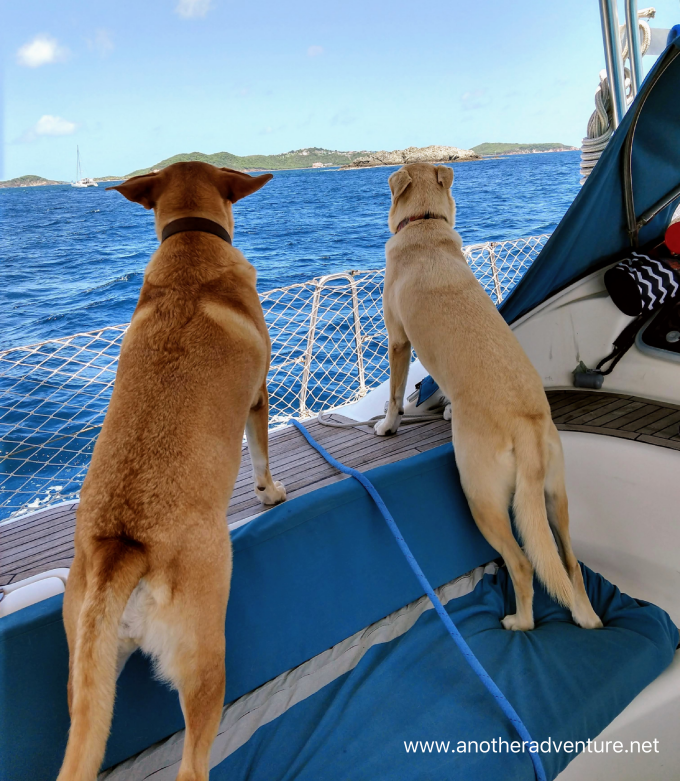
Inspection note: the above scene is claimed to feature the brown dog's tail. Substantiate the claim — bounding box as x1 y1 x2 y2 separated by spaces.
512 429 573 608
57 539 147 781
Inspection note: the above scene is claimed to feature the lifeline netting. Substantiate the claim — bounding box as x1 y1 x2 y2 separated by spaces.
0 235 547 520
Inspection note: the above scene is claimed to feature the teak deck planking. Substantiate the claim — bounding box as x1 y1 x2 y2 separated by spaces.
2 390 679 585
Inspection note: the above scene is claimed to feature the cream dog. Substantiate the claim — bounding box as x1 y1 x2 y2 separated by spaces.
57 162 286 781
375 162 601 632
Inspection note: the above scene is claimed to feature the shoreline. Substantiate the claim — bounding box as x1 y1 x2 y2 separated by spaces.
478 148 578 159
0 149 579 188
338 149 577 170
339 157 483 171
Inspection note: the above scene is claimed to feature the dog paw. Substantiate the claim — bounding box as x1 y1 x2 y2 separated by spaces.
571 602 603 629
501 613 534 631
443 403 452 421
374 416 400 436
255 481 287 506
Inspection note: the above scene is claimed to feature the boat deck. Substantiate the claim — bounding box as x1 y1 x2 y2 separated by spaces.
2 389 679 587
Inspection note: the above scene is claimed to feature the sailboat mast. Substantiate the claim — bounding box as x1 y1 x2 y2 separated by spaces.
76 146 81 181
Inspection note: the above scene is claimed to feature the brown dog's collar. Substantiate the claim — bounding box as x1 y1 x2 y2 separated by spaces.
395 213 448 233
161 217 232 245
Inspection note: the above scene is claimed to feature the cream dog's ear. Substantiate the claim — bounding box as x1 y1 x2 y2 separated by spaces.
106 172 160 210
216 169 273 203
389 168 412 202
436 166 454 189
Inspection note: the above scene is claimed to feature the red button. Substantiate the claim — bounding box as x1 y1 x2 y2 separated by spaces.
666 221 680 255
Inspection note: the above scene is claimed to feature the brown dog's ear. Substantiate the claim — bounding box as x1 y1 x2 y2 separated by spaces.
106 173 159 210
388 168 412 202
436 165 454 189
216 169 273 203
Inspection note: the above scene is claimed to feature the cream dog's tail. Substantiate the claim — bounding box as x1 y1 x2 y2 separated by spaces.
512 430 573 608
57 540 147 781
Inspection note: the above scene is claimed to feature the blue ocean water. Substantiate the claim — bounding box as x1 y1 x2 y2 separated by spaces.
0 151 582 517
0 151 581 350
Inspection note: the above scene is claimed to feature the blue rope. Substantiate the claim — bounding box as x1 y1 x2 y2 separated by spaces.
291 419 546 781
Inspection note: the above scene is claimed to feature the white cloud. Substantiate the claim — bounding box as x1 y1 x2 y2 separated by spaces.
18 115 78 143
176 0 211 18
35 115 77 136
307 45 324 57
258 124 285 136
331 109 357 126
461 90 489 111
17 34 69 67
87 29 114 57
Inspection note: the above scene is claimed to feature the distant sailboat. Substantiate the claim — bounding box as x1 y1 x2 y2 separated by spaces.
71 146 98 188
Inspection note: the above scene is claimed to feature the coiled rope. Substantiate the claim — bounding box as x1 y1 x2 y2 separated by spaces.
580 8 655 184
291 418 547 781
316 410 446 429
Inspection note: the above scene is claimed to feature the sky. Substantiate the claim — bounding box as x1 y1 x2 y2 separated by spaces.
2 0 679 180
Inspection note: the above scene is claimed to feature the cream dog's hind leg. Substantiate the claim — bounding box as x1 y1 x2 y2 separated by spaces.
246 382 286 506
544 427 602 629
375 312 411 436
455 436 537 630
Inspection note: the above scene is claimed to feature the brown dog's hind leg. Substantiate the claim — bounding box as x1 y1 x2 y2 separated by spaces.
57 541 147 781
545 430 602 629
175 634 226 781
374 333 411 437
151 553 230 781
62 550 87 714
245 382 286 506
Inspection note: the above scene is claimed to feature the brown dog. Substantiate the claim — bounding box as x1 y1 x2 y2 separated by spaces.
375 163 601 632
56 162 286 781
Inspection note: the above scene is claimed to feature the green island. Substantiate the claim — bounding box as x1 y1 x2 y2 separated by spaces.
0 174 65 188
471 142 576 156
125 148 370 177
1 142 578 187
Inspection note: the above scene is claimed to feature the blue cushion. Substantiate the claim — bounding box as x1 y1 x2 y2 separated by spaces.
1 443 676 780
212 565 678 781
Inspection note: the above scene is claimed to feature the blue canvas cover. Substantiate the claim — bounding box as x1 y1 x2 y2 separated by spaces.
211 565 678 781
0 445 677 780
0 445 497 781
501 38 680 324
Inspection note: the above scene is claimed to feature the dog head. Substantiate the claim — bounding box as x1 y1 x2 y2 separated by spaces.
387 163 455 234
106 162 272 240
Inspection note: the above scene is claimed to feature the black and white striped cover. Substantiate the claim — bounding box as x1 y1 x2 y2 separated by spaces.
604 252 680 316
